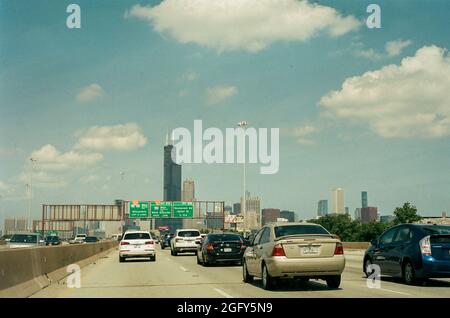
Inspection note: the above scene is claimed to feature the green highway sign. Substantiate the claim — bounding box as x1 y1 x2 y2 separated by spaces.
129 201 149 218
150 201 172 218
173 201 194 218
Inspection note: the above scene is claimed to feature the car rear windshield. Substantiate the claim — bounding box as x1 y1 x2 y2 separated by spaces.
46 236 59 241
124 233 151 240
10 234 38 243
178 231 200 237
85 237 98 242
422 226 450 235
274 225 330 238
208 234 242 242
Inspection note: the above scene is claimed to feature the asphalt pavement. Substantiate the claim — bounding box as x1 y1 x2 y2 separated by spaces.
31 246 450 298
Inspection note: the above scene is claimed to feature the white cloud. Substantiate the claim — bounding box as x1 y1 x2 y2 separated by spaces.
385 39 412 57
19 171 68 188
80 175 100 183
354 39 412 60
0 180 9 191
30 144 104 171
76 84 104 103
319 45 450 138
75 123 148 151
184 70 198 81
206 85 238 105
287 124 320 144
126 0 360 52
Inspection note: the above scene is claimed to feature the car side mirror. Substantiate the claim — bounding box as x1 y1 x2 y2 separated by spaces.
371 239 378 246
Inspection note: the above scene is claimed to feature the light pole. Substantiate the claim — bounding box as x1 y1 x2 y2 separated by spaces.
0 194 3 236
28 158 36 232
237 121 248 231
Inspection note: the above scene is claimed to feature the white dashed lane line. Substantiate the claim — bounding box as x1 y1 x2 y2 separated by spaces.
213 288 233 298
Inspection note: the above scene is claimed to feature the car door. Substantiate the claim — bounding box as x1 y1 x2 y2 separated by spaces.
390 226 412 276
373 227 398 275
246 229 264 275
254 227 271 278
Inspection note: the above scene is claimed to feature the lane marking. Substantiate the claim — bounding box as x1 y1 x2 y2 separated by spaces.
379 288 412 296
179 266 188 272
213 288 233 298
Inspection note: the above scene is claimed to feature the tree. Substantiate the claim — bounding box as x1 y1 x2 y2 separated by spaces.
356 221 390 242
309 214 360 242
393 202 422 224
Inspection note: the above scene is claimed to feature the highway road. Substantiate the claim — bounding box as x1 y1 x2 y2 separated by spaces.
32 247 450 298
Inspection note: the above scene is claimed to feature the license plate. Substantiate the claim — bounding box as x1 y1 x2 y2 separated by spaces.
134 245 140 248
223 248 232 252
302 246 319 254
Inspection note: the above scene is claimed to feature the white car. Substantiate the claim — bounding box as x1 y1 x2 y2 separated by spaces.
170 229 202 256
119 230 156 262
71 234 87 244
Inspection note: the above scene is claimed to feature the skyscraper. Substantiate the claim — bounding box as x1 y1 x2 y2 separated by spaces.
157 135 183 232
317 200 328 217
362 191 368 208
331 188 345 214
232 203 241 215
182 178 195 201
241 192 260 230
361 207 378 224
280 210 295 222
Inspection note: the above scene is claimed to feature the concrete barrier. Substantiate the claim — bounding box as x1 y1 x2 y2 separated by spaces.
343 242 370 250
0 241 118 298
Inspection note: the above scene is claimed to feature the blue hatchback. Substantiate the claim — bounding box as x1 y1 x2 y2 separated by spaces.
363 224 450 285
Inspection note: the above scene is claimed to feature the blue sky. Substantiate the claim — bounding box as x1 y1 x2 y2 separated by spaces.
1 0 450 223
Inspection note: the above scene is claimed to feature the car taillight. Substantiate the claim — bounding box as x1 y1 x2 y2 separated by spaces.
145 240 154 245
334 242 344 255
420 235 432 256
176 238 183 242
272 244 285 257
120 241 129 246
206 243 214 252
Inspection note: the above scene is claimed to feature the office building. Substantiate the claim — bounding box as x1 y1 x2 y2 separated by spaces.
240 193 260 229
380 215 395 224
224 206 233 213
317 200 328 217
345 207 349 215
331 188 345 214
361 207 378 224
262 208 281 225
354 208 362 221
362 191 368 208
232 203 241 215
182 178 195 202
280 210 295 222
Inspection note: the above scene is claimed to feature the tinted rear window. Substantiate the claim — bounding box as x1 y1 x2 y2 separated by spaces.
208 234 242 242
274 225 329 238
85 237 98 242
10 234 38 243
422 226 450 235
46 236 59 241
178 231 200 237
124 233 151 240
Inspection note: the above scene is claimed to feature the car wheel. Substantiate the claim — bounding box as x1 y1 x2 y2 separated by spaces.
119 256 125 263
403 260 421 285
262 263 275 290
364 257 374 278
173 249 178 256
197 253 202 264
202 254 209 267
243 261 254 283
326 275 341 289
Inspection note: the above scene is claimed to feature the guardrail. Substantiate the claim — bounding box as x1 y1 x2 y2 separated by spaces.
0 240 118 298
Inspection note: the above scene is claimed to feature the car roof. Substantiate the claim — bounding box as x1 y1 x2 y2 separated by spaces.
265 222 323 227
124 230 150 234
177 229 200 232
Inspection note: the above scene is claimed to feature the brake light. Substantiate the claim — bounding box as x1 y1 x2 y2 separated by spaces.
420 235 432 256
334 242 344 255
145 240 154 245
120 241 129 246
206 243 214 252
176 238 183 242
272 244 285 256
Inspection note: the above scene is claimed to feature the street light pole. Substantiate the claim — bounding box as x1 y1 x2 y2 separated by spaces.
29 158 36 232
237 121 248 231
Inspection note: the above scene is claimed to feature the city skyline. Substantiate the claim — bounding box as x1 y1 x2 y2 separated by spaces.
1 1 450 224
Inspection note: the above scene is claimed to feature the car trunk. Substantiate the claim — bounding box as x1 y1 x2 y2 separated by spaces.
431 235 450 260
210 240 242 254
126 239 150 250
276 235 339 258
